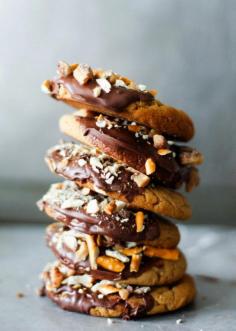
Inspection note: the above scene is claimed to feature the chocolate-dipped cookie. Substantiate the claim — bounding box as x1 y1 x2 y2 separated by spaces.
42 61 194 141
45 143 193 220
41 261 196 319
45 223 186 286
49 128 201 192
37 183 191 244
58 112 202 190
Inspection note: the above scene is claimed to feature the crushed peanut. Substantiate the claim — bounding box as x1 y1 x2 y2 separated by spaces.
73 64 93 85
145 158 156 175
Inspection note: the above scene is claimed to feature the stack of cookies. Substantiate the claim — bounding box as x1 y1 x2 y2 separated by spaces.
38 62 203 319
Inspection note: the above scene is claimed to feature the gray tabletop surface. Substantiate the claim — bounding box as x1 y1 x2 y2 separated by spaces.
1 224 236 331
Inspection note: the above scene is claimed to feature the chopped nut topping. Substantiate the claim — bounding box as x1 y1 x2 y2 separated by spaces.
81 187 90 195
153 134 165 149
73 64 93 85
91 280 118 295
93 86 102 97
137 84 147 91
135 211 145 232
130 254 142 272
145 158 156 175
78 159 87 167
134 286 151 294
41 80 52 94
131 172 150 188
96 78 111 93
104 200 116 215
86 199 99 214
157 149 172 156
61 233 78 252
96 115 107 128
114 79 127 88
115 200 126 211
96 256 125 273
62 274 93 288
179 149 204 165
119 288 129 300
57 60 72 77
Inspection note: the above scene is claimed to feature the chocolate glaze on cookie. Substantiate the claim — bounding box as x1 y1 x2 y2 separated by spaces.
60 114 196 189
45 284 154 320
40 201 161 243
51 76 154 111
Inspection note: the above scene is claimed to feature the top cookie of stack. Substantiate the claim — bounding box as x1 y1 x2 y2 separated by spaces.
42 61 203 221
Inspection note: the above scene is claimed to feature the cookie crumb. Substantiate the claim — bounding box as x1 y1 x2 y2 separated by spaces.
176 319 184 324
16 292 25 299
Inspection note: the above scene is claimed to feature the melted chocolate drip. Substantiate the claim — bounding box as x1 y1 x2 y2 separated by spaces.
52 76 154 110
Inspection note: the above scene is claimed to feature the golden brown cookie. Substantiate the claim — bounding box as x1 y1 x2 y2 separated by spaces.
46 222 184 285
41 262 195 319
42 61 194 141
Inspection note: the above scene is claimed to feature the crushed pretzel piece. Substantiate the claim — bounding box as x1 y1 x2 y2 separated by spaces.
130 254 142 272
135 211 145 232
144 247 180 260
118 246 143 256
96 256 125 273
85 235 99 269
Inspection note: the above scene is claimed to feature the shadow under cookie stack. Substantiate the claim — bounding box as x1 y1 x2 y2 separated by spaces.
38 61 203 319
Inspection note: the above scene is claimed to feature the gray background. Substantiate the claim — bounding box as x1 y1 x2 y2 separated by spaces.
0 0 235 223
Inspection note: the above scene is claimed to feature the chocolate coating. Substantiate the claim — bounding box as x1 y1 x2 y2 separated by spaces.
66 114 192 189
47 148 143 202
45 284 154 319
41 201 160 243
52 76 154 110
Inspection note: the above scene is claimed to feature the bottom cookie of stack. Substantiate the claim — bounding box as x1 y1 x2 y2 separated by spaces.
41 261 196 319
